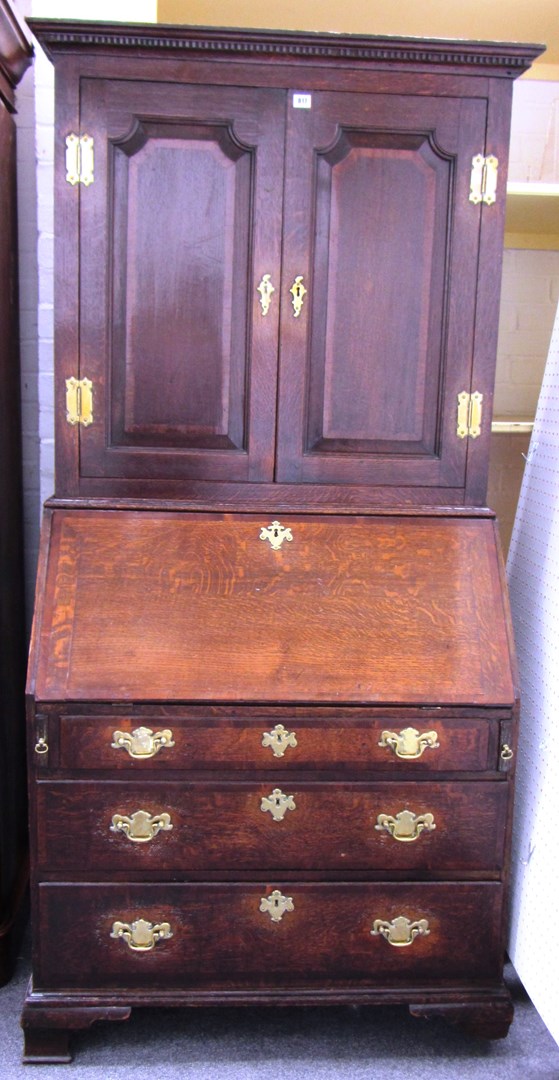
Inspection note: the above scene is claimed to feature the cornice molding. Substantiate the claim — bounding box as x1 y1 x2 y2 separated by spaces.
27 19 544 75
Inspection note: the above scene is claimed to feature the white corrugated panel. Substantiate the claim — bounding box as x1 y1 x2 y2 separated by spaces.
507 297 559 1047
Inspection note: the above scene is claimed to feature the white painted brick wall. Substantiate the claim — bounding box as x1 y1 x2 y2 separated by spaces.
509 79 559 183
495 250 559 419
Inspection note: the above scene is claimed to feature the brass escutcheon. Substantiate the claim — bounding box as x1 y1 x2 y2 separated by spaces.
378 727 439 760
375 809 436 842
111 726 175 759
257 273 275 316
262 724 298 758
259 890 294 923
110 918 173 952
290 275 307 317
259 520 293 550
371 916 430 947
260 788 296 822
110 809 173 843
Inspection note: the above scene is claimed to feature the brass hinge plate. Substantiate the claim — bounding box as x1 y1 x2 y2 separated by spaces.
457 391 484 439
469 154 498 206
65 133 94 186
66 377 93 427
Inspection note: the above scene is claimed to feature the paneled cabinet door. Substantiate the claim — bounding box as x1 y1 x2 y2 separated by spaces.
73 80 285 484
275 90 486 489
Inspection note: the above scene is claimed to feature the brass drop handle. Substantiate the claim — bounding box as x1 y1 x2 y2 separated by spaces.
290 275 307 317
34 736 49 755
110 809 173 843
371 916 430 947
375 810 436 842
257 273 275 316
501 744 514 762
111 726 175 759
378 727 439 760
110 918 173 952
262 724 298 758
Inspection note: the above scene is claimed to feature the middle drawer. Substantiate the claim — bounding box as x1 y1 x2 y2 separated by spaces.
36 780 507 873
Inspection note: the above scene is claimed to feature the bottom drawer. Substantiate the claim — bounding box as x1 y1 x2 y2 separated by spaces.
36 881 504 991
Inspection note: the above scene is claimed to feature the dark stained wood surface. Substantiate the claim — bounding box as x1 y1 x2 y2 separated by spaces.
276 91 481 489
22 22 533 1054
35 779 508 873
35 880 505 990
55 710 501 773
0 0 32 985
30 17 543 505
30 510 515 705
77 79 283 485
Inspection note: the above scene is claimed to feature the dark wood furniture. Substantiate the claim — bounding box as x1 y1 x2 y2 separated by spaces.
22 20 542 1061
0 0 32 986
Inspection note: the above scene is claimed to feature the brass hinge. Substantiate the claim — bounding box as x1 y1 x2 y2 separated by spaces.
66 377 93 427
457 391 483 439
65 133 94 186
469 154 498 206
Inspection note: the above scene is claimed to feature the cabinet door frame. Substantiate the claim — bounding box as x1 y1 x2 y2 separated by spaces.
274 88 488 494
55 69 286 492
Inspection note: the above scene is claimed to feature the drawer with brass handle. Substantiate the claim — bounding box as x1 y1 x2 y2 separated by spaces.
35 779 508 873
53 710 505 773
35 880 505 992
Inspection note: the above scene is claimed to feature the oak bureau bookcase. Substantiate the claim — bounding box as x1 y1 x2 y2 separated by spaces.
23 18 543 1062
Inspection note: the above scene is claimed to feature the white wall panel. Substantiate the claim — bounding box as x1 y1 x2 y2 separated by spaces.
507 297 559 1047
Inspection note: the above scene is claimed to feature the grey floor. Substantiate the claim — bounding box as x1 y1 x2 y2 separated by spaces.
2 933 559 1079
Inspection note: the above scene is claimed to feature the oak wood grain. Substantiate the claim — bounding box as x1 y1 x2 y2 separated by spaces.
32 510 515 705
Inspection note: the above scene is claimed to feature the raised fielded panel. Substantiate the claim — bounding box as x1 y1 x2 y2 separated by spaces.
276 92 484 487
78 79 285 482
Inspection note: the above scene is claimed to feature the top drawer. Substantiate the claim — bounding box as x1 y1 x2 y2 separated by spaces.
40 712 506 773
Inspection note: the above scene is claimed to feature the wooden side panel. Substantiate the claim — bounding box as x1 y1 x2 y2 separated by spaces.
33 511 515 706
75 80 286 483
0 15 31 981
